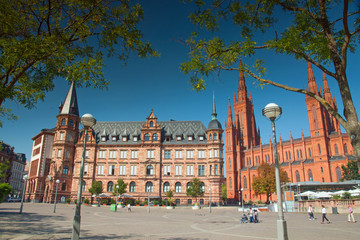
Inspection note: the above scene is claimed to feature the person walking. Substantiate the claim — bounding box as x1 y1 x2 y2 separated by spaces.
347 205 356 223
308 205 315 220
321 205 330 224
248 208 254 223
127 203 131 212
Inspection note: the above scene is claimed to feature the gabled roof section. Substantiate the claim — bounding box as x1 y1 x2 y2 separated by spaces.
60 81 79 116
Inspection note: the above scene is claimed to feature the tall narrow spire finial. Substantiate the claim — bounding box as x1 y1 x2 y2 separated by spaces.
307 62 318 93
211 91 217 120
60 81 79 116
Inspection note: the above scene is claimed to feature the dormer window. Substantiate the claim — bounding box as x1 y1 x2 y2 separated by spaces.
144 134 150 141
133 136 138 142
112 136 117 142
199 135 204 141
101 136 106 142
150 121 154 127
176 135 182 141
165 135 171 142
122 136 127 142
187 135 193 141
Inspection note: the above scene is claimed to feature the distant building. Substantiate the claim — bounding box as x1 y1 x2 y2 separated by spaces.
9 153 27 197
0 141 27 197
26 83 225 205
225 62 355 203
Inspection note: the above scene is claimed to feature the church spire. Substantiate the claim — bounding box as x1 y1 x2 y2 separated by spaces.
307 62 318 94
227 99 233 126
238 60 248 102
60 81 79 116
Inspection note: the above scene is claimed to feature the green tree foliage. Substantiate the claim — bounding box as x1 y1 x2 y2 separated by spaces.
166 189 174 205
0 0 158 126
221 183 227 203
252 162 289 203
113 178 128 196
181 0 360 166
341 161 360 181
186 177 204 203
0 160 12 202
89 180 103 196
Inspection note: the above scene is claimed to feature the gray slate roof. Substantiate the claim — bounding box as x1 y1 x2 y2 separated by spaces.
92 121 208 145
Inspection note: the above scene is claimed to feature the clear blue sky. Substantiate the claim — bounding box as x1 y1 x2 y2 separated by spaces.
1 0 359 162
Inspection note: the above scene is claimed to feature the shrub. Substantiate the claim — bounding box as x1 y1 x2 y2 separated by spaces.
257 200 263 204
247 200 253 205
84 198 89 204
74 199 77 204
342 192 352 199
332 194 341 200
111 199 116 204
125 199 132 205
66 198 71 204
143 200 148 205
154 200 159 205
101 199 109 205
135 200 140 205
161 200 166 206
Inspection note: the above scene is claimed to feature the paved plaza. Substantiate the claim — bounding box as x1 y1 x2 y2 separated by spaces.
0 202 359 240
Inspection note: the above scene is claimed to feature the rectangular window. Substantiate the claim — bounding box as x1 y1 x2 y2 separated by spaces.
131 150 138 159
85 150 89 158
186 165 194 176
147 150 154 158
66 150 70 159
98 150 105 158
164 150 171 159
108 165 115 175
215 165 218 175
59 132 64 140
198 150 205 159
210 165 212 175
186 150 193 159
57 149 62 158
97 165 104 175
209 150 213 158
109 150 117 159
84 164 88 175
175 165 182 176
120 150 127 159
175 150 182 159
130 165 137 175
198 165 205 176
119 165 126 175
214 149 218 158
164 165 171 176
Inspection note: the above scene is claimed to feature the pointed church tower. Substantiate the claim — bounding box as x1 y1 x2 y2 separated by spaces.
50 82 81 201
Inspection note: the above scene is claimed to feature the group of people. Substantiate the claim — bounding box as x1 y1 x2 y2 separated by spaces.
240 208 259 223
308 204 356 224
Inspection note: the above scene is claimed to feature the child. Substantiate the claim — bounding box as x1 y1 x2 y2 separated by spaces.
240 214 248 223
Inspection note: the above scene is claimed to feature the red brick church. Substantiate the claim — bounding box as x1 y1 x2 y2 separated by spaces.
225 62 355 203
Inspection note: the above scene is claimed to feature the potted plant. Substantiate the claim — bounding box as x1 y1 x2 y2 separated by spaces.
74 199 77 204
102 199 108 206
161 200 166 206
153 200 159 206
166 190 175 209
135 200 140 206
66 198 71 205
111 199 116 205
84 198 89 205
143 200 148 206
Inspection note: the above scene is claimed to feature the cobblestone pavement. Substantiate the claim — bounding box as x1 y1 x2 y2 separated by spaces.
0 203 359 240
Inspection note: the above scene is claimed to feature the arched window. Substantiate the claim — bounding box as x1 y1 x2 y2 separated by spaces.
308 169 313 181
61 183 66 191
289 152 291 160
175 182 181 192
334 144 339 155
229 177 232 189
297 150 299 159
152 133 158 141
312 105 319 129
344 144 348 154
336 167 342 182
321 167 323 173
295 170 300 182
300 150 303 159
243 176 247 189
144 134 150 141
150 121 154 127
318 144 321 154
129 182 136 192
63 166 69 175
229 158 231 169
61 118 66 126
308 148 312 157
209 134 212 140
107 181 114 192
82 181 86 191
286 152 288 160
186 182 191 189
163 182 170 192
146 165 153 175
214 133 218 140
68 119 74 127
146 182 153 192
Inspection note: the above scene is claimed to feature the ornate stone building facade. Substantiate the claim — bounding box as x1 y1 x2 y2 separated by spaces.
226 63 355 203
26 83 225 205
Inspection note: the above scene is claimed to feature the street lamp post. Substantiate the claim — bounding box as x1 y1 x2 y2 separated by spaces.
262 103 288 240
116 185 119 212
209 188 211 213
241 188 244 213
53 179 60 213
19 174 28 214
72 113 96 240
